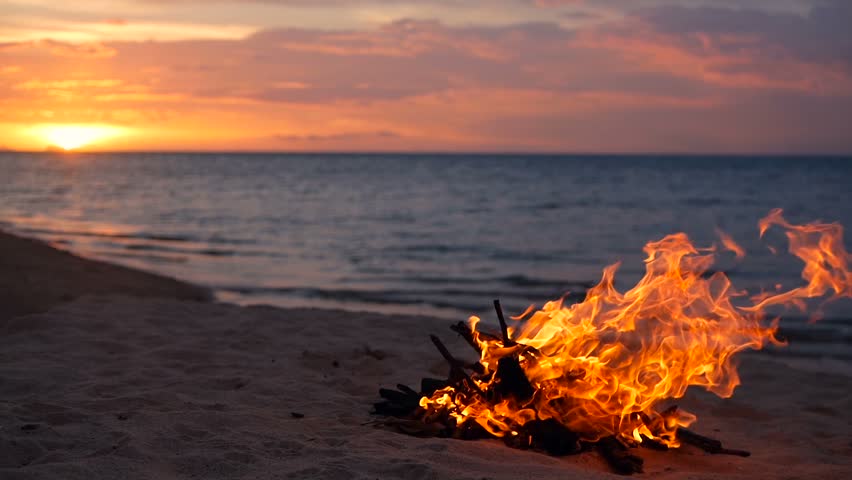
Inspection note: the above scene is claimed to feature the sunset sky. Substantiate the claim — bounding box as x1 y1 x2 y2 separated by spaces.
1 0 851 153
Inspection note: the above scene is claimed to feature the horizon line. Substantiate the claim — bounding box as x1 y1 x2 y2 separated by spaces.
2 149 852 157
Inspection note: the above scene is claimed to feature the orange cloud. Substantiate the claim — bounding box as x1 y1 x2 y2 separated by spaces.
15 79 124 90
1 39 117 58
1 4 851 153
41 39 118 58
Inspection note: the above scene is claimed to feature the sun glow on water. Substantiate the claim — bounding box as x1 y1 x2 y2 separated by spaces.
36 124 125 151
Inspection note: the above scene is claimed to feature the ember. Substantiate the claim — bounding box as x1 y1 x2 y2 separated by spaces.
374 210 852 474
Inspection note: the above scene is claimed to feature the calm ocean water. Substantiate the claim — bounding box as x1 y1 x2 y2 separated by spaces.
1 153 851 361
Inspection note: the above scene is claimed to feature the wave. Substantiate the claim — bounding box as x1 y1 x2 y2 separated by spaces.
5 223 282 259
385 243 573 262
96 250 189 265
117 243 285 259
215 284 852 352
11 225 254 246
341 273 594 290
776 319 852 344
214 284 587 313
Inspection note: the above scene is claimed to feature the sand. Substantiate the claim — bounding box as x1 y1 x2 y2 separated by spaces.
0 231 210 319
1 232 851 479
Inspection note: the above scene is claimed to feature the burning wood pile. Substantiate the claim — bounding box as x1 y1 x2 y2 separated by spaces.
372 210 852 475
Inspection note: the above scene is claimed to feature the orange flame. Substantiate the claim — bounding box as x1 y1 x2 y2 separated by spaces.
751 209 852 316
716 227 746 259
419 210 850 446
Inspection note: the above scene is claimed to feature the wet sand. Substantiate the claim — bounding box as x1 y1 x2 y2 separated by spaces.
1 232 850 479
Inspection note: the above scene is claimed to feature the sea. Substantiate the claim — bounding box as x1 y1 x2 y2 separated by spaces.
1 153 851 366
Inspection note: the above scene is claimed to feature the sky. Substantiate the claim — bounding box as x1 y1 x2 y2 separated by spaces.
1 0 851 153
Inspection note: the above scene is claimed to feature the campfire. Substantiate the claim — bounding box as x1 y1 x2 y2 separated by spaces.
373 209 851 474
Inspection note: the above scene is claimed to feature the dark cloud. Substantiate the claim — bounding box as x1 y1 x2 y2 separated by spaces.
108 20 583 103
634 0 852 66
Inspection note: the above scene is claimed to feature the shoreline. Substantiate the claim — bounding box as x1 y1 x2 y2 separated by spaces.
0 229 211 320
1 229 850 478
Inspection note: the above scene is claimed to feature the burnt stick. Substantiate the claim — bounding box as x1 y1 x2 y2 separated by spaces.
378 388 416 405
493 299 516 346
420 378 448 396
638 435 669 451
429 334 463 368
493 356 534 400
677 428 751 457
525 419 582 456
396 384 419 397
396 383 421 398
450 321 482 353
597 436 644 475
429 335 487 398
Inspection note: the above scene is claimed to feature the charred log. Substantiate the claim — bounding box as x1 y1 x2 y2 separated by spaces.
379 388 419 409
421 378 448 396
638 434 669 451
597 436 644 475
396 384 419 396
448 418 490 440
525 419 582 456
492 356 534 401
374 385 422 417
677 428 751 457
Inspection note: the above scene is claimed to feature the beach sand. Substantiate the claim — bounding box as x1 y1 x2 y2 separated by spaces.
0 231 210 319
1 232 850 479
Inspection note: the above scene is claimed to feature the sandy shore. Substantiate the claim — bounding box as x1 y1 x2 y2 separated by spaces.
0 231 210 319
1 233 850 479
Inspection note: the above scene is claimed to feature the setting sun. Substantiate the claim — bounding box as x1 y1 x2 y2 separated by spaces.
1 0 851 478
35 124 125 151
